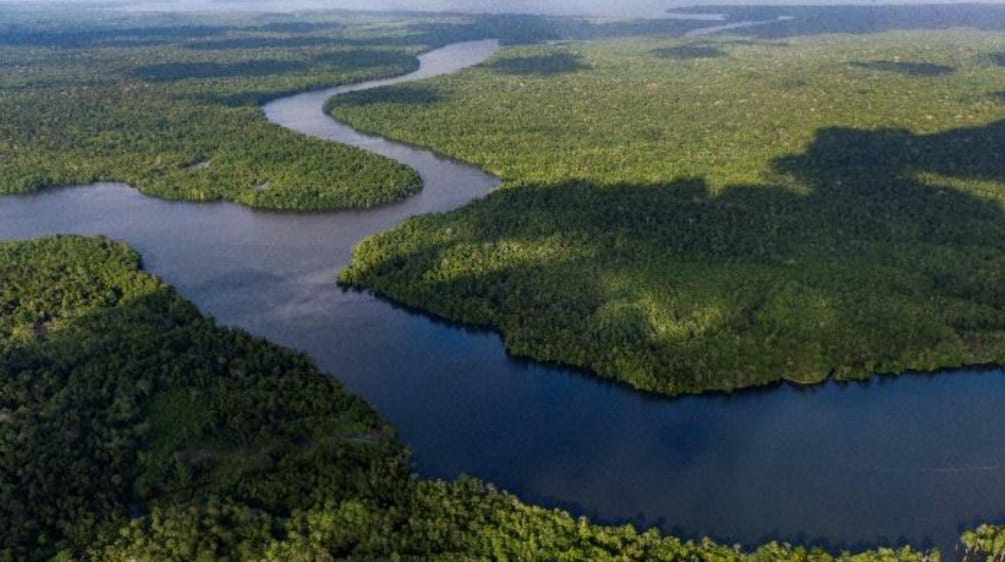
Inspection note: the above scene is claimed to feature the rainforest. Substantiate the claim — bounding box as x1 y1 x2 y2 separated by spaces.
6 233 980 561
331 29 1005 395
5 2 1005 560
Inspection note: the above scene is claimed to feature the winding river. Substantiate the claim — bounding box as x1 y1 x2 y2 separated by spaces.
4 39 1005 553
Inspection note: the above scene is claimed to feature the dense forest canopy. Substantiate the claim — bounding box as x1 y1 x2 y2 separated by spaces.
0 8 709 210
8 6 1005 560
4 235 985 561
331 29 1005 395
0 11 432 209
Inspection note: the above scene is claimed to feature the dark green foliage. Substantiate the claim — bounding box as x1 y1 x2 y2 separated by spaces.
669 4 1005 38
652 44 727 59
849 60 955 76
130 49 418 82
331 33 1005 395
130 59 308 82
0 25 230 48
962 525 1005 562
488 52 589 76
324 85 444 107
0 236 951 562
186 35 339 50
0 236 405 560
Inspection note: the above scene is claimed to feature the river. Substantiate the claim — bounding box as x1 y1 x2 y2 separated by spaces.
2 39 1004 553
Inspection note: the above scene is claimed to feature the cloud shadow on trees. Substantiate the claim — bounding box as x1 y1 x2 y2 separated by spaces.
130 59 307 82
990 53 1005 68
0 283 403 559
348 119 1005 395
849 61 955 77
133 49 414 83
0 25 229 48
248 21 344 34
332 85 444 107
311 48 415 70
487 52 589 76
651 44 728 60
669 4 1005 39
186 35 338 50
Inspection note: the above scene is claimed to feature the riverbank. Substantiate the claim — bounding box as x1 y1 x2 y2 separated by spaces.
0 234 954 561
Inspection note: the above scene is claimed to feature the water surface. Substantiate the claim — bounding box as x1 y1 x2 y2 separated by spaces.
3 39 1004 554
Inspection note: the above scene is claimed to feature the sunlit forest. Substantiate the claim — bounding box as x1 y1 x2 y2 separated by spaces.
332 29 1005 395
0 12 428 209
0 7 707 209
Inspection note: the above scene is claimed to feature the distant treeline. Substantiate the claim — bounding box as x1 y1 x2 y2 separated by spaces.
671 4 1005 38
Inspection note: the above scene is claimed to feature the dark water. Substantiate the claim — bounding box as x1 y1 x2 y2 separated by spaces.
3 40 1005 554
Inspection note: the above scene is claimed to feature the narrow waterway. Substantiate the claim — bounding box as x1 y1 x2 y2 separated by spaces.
682 15 794 37
3 39 1004 554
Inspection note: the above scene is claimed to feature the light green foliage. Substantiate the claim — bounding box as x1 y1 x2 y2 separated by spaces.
963 525 1005 562
0 10 705 210
332 31 1005 394
0 12 430 209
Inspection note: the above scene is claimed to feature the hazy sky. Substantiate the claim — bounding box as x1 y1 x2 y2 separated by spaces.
3 0 1004 16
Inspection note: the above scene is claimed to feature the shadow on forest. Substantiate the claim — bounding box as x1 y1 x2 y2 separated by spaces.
311 48 414 70
849 61 955 77
1 285 403 558
397 16 705 46
718 39 790 48
651 44 727 60
363 119 1005 393
333 85 444 107
131 59 306 81
435 118 1005 269
565 18 706 40
248 21 345 34
1 21 345 49
991 53 1005 67
305 16 705 51
186 35 338 50
134 49 409 83
488 53 588 76
181 17 566 52
7 13 705 54
169 50 417 103
0 25 229 48
670 4 1005 39
186 90 296 107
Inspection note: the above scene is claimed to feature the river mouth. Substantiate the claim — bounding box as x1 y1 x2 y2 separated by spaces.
3 39 1005 553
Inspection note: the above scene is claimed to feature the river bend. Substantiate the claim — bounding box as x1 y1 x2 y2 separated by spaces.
2 39 1004 553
